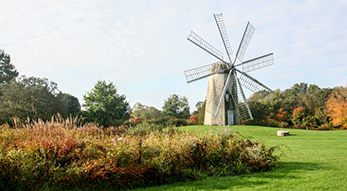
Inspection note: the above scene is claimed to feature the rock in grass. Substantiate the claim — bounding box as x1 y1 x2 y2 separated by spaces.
277 130 290 136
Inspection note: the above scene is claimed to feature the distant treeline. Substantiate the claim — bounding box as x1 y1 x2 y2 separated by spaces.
246 82 347 129
1 49 346 129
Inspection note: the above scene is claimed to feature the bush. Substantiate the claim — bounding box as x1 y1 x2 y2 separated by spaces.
279 122 289 128
303 116 318 128
140 116 188 127
123 116 144 126
145 116 171 125
317 123 334 130
267 119 280 127
295 122 305 129
124 123 165 136
168 118 188 127
0 119 281 190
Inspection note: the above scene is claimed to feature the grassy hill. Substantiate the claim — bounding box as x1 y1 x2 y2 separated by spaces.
132 125 347 191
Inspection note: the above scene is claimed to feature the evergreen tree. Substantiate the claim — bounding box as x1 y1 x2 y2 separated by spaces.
0 50 18 84
162 94 190 119
83 80 130 127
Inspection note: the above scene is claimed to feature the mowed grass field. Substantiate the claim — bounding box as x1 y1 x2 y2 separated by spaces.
131 125 347 191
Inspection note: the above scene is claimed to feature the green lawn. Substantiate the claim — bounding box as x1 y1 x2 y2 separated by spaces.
131 125 347 191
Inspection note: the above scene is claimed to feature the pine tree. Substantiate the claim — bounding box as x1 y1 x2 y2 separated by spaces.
0 50 19 84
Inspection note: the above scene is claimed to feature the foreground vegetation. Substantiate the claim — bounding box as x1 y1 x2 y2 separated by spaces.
0 120 280 190
131 125 347 190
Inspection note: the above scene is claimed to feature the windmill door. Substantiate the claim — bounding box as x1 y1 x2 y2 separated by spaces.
227 110 234 125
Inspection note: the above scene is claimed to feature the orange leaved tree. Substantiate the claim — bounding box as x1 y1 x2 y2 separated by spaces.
292 107 305 126
277 108 289 123
325 88 347 128
190 114 199 125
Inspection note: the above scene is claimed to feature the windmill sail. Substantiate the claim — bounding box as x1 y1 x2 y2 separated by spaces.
214 13 233 65
206 73 227 115
234 22 255 64
238 53 274 73
236 69 274 101
187 31 228 64
214 70 233 117
228 75 253 122
184 62 227 83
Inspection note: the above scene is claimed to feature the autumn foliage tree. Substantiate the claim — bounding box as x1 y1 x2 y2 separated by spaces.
325 87 347 128
292 107 305 126
189 114 199 125
277 108 289 122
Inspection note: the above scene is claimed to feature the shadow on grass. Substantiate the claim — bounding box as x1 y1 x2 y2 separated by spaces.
132 162 323 191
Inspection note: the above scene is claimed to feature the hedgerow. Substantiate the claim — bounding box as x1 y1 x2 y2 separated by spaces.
0 117 281 190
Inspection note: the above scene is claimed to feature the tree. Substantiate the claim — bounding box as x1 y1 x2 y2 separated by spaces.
148 106 162 119
83 80 130 127
314 108 328 125
307 84 320 93
131 102 161 119
0 50 19 84
0 76 65 124
292 107 306 126
247 89 284 125
162 94 190 119
277 108 289 123
196 100 206 125
192 101 204 115
292 82 308 94
190 114 199 125
56 93 81 118
189 100 206 125
325 87 347 128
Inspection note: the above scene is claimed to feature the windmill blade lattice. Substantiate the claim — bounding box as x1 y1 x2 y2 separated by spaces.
236 69 274 101
228 74 253 122
187 31 227 64
239 53 274 73
214 13 233 65
206 73 227 115
234 22 255 64
184 62 227 83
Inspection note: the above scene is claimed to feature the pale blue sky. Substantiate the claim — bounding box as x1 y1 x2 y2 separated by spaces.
1 0 347 111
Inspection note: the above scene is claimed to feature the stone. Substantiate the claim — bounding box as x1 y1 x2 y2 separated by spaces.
277 130 290 136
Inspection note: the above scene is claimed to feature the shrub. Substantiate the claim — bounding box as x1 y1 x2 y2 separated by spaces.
168 118 188 127
279 122 289 128
141 117 188 127
317 123 334 130
190 114 199 125
124 123 165 136
303 116 318 128
0 119 281 190
123 116 144 126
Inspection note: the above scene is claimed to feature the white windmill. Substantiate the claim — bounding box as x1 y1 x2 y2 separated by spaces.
184 13 274 125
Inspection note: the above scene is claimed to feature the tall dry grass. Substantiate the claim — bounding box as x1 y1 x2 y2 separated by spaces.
0 116 281 190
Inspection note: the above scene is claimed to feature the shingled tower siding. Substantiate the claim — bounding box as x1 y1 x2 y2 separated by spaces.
204 63 241 125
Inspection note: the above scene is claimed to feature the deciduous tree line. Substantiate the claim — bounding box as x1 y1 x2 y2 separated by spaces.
0 50 81 125
246 82 347 129
3 49 344 129
0 50 191 127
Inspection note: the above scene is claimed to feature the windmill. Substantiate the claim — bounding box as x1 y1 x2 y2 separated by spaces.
184 13 274 125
